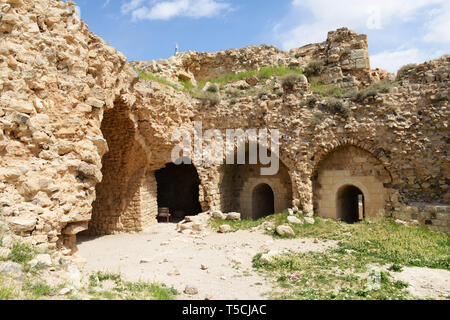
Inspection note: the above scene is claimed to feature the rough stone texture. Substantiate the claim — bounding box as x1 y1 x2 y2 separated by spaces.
393 204 450 234
276 225 295 237
0 0 448 255
313 145 391 220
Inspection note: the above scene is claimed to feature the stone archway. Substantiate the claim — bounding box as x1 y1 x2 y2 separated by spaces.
155 162 202 221
336 185 364 223
219 161 293 219
252 183 275 219
313 145 391 221
87 100 156 236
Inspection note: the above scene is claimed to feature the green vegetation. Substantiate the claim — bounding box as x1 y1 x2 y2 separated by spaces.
208 65 303 87
254 251 413 300
304 59 326 77
211 213 449 270
88 271 178 300
22 280 54 299
136 66 304 103
309 78 346 98
0 283 17 300
243 214 449 300
7 242 36 264
351 80 395 103
281 73 304 91
136 70 180 90
210 214 274 232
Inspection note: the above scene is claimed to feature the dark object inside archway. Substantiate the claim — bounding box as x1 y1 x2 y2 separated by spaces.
155 163 202 221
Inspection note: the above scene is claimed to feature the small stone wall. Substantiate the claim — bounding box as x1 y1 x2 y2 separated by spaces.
394 204 450 233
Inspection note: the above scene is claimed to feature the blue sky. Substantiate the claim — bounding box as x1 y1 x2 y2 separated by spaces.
74 0 449 73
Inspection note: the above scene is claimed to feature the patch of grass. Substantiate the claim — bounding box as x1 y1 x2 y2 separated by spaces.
351 80 395 103
123 281 178 300
89 271 122 288
136 70 179 90
310 79 346 98
251 216 448 299
337 220 450 270
209 214 275 232
22 280 54 299
208 66 303 86
100 290 117 300
253 250 413 300
0 284 17 300
8 242 37 264
388 264 404 272
87 271 178 300
179 79 195 91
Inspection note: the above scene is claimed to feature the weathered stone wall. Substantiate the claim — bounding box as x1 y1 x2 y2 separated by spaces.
129 45 292 86
313 145 391 220
219 162 292 219
0 0 134 247
394 204 450 233
89 100 154 235
131 27 389 91
0 0 448 250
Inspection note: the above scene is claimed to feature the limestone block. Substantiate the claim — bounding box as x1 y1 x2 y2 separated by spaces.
8 216 37 233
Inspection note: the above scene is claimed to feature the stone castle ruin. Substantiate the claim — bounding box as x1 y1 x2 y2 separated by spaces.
0 0 448 253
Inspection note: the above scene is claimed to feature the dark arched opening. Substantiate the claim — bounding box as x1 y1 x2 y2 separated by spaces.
155 162 202 221
252 183 275 220
336 185 364 223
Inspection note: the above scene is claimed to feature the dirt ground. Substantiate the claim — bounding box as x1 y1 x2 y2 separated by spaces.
390 267 450 299
77 223 450 300
77 223 335 300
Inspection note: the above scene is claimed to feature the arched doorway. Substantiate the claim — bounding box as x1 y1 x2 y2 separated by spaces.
336 185 364 223
155 162 202 221
219 155 293 219
252 183 275 219
313 145 391 221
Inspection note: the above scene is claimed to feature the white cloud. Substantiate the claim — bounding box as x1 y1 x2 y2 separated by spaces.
277 0 447 49
423 2 450 43
370 48 429 73
121 0 146 14
121 0 231 21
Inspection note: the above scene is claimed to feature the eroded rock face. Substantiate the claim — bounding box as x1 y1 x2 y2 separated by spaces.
0 0 133 247
0 0 448 253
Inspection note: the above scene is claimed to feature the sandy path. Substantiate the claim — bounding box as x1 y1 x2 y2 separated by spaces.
77 224 335 300
390 267 450 299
